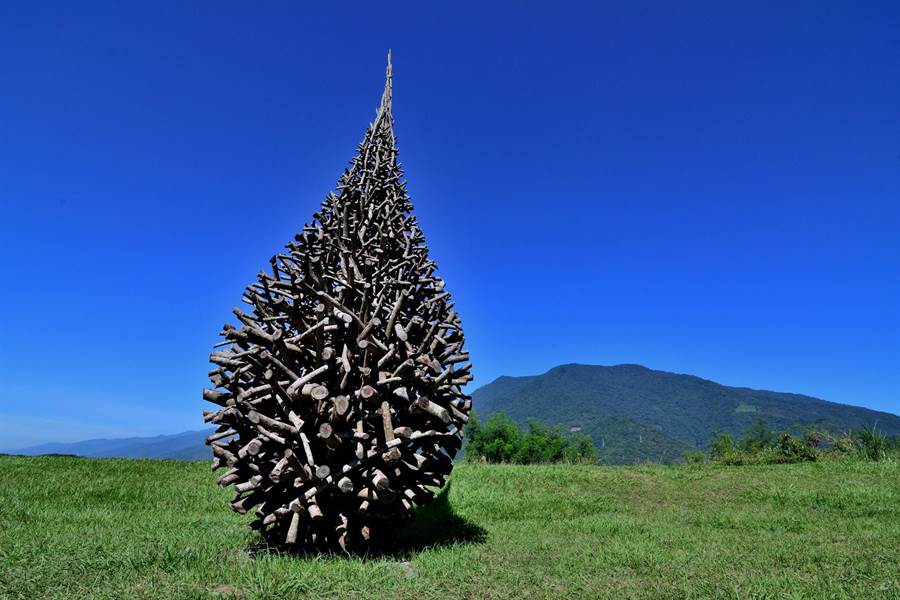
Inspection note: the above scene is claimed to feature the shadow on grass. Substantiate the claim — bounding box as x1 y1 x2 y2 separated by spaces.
390 482 486 555
247 482 486 560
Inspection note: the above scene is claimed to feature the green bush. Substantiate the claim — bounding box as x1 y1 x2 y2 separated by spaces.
464 411 599 465
563 432 601 465
828 433 856 455
704 419 898 465
856 425 889 461
776 432 817 463
706 426 816 465
709 433 740 463
682 450 707 464
740 418 776 453
468 413 899 467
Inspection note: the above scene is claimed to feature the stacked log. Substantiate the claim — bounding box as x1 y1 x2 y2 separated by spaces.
202 52 472 552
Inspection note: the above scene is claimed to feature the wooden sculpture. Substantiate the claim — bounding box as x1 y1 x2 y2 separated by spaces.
202 53 472 552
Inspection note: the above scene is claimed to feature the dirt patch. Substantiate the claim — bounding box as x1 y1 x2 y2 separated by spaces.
212 584 246 598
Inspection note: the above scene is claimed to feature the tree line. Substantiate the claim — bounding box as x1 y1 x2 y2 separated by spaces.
690 418 899 465
463 412 899 467
463 412 599 465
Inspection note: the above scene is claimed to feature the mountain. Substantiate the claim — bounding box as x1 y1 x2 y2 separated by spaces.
8 364 897 464
472 364 900 464
6 429 212 460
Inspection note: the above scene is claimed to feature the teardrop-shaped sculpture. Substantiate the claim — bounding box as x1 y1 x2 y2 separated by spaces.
202 54 473 552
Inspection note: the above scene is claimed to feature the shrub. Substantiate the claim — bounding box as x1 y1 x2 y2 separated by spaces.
856 426 889 461
828 433 856 455
564 432 600 464
706 428 816 465
464 411 599 465
476 413 523 463
802 426 828 449
704 420 900 465
740 418 776 453
709 433 737 460
776 432 817 463
683 450 707 465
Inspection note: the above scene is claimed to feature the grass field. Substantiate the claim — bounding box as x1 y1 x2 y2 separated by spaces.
0 456 898 599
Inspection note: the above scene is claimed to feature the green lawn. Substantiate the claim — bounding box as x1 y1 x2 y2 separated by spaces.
0 456 897 599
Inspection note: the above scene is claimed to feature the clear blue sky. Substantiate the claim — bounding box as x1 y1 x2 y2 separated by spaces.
1 2 898 448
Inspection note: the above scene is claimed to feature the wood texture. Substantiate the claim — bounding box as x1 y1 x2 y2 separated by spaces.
202 52 472 552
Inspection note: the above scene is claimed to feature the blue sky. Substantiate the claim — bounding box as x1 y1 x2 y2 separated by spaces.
1 2 898 448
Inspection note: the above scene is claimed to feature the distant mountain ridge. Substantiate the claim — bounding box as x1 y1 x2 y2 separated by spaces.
472 364 900 464
6 429 212 460
8 364 897 464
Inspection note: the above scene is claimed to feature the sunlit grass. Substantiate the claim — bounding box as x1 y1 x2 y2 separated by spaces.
0 456 897 598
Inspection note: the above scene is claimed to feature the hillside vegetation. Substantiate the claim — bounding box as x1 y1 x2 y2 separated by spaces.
464 412 599 464
1 456 898 598
473 363 900 464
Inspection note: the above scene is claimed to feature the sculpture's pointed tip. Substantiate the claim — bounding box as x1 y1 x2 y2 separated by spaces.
379 50 393 117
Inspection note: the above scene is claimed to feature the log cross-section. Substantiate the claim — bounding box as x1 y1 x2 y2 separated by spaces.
202 52 472 553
